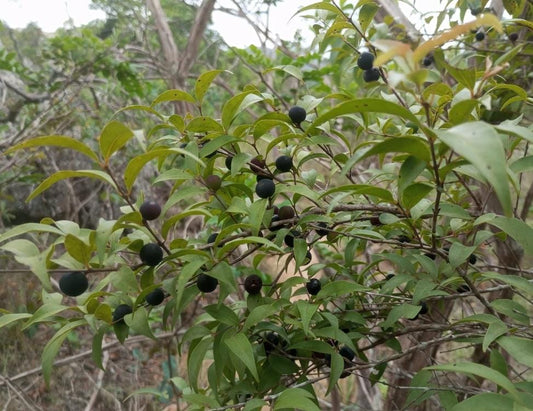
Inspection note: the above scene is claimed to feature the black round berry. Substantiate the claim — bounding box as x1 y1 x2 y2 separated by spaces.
139 200 161 221
255 179 276 199
419 301 428 315
244 274 263 295
284 230 300 247
469 254 477 265
225 156 233 169
457 284 471 293
197 273 218 293
509 32 518 42
363 68 380 82
205 175 222 191
315 222 328 236
357 51 375 70
304 250 312 264
339 346 355 361
145 288 165 306
288 106 307 125
422 55 433 67
385 273 395 280
306 278 321 295
59 271 88 296
270 215 284 231
475 31 485 41
275 155 293 173
397 235 411 243
207 232 219 244
266 332 280 346
140 243 164 266
112 304 132 324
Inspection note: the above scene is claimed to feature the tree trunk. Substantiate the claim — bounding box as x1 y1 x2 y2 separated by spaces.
146 0 215 114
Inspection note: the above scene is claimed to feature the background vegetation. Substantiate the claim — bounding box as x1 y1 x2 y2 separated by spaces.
1 0 532 410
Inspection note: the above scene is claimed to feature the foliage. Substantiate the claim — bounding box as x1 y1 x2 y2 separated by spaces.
1 0 533 409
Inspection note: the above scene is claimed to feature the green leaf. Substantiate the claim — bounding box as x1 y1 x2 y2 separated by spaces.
151 89 196 106
412 279 443 304
296 301 319 336
98 120 134 162
401 183 433 210
125 306 155 339
490 300 529 324
497 336 533 369
483 320 507 352
92 327 106 370
0 313 32 329
195 69 225 104
495 120 533 143
274 388 320 411
487 216 533 256
425 362 518 399
359 2 379 33
327 352 345 394
318 280 368 298
181 393 220 408
451 393 514 411
64 234 93 266
437 122 512 216
199 135 239 158
398 156 427 195
268 65 303 81
27 170 117 201
449 100 479 125
243 303 278 331
381 304 422 329
0 223 63 244
187 337 211 391
5 135 99 162
113 104 165 120
124 148 204 191
481 272 533 295
221 91 262 130
243 399 268 411
23 303 68 330
224 333 259 381
186 116 224 133
449 242 477 268
204 304 239 326
357 137 431 164
311 99 420 130
42 319 86 384
320 184 394 203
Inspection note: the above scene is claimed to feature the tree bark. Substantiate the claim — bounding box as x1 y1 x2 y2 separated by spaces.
178 0 216 84
145 0 215 114
145 0 180 88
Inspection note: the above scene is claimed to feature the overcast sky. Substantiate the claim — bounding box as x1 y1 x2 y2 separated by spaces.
2 0 312 48
2 0 454 47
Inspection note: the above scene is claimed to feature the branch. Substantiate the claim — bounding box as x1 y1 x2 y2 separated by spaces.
145 0 180 84
0 331 176 387
178 0 216 80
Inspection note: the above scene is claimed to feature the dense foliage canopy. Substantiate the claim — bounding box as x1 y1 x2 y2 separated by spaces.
1 0 533 410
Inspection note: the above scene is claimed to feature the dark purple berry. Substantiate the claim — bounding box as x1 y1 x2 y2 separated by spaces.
244 274 263 295
145 288 165 306
306 278 321 295
139 200 161 221
357 51 375 70
140 243 164 266
288 106 307 125
59 271 88 296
